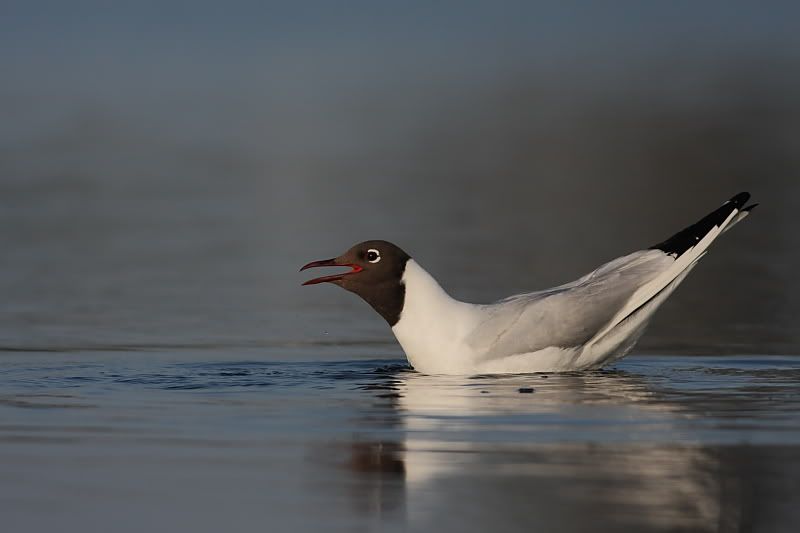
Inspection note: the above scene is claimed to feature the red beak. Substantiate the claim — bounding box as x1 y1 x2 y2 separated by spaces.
300 258 364 286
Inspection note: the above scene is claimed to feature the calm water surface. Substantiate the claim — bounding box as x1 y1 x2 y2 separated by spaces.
1 352 798 532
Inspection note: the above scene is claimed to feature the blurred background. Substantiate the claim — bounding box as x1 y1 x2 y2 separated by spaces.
1 0 798 357
3 4 800 532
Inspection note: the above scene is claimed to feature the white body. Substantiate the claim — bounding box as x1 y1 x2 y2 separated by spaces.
392 208 749 375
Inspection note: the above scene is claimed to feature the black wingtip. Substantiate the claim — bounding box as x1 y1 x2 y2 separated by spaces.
743 203 759 212
650 191 755 257
727 192 751 209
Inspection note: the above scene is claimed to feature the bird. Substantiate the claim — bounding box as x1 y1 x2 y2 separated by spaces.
301 192 757 375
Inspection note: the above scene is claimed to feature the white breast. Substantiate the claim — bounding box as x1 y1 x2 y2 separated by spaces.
391 260 482 374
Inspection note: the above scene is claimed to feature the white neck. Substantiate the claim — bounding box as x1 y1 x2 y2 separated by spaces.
391 260 481 373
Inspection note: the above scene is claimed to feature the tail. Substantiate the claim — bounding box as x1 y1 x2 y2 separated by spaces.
590 191 756 343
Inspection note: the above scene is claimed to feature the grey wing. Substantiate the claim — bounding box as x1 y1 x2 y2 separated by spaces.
465 250 674 360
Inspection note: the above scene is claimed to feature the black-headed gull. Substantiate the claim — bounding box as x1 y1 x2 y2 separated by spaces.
301 192 756 374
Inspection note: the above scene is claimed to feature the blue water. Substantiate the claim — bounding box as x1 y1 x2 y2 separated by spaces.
1 353 798 532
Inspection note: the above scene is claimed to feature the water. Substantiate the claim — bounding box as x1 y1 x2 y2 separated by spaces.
1 353 798 532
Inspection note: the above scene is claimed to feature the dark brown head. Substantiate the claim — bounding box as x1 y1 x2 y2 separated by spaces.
300 240 411 326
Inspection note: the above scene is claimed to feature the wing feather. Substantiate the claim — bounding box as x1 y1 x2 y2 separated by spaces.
465 250 673 360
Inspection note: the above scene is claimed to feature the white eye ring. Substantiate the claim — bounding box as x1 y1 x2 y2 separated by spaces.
367 249 381 263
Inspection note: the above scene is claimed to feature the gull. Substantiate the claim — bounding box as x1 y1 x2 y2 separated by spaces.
301 192 757 374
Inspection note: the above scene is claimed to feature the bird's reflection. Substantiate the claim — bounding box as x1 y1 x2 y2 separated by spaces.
345 440 406 523
338 363 799 532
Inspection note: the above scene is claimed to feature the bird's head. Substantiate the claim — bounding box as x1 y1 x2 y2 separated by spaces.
300 240 410 325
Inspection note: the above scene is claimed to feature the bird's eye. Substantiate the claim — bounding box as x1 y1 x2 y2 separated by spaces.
366 249 381 263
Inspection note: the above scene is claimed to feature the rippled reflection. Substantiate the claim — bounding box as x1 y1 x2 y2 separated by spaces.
0 355 797 532
344 358 800 532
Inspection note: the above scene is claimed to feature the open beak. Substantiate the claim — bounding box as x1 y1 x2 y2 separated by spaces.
300 258 364 286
